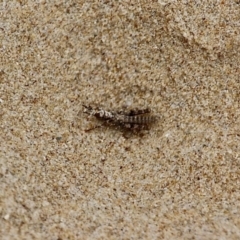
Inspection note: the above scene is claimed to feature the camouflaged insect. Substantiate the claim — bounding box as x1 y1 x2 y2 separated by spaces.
83 105 156 131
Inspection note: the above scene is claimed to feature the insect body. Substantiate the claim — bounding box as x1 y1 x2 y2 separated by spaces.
83 105 156 131
83 105 116 120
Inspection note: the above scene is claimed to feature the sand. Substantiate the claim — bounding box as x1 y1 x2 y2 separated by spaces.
1 1 240 239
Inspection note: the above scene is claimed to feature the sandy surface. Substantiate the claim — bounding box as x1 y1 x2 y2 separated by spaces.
1 1 240 239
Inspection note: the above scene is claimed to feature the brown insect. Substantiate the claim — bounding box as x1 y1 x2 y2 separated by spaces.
82 105 157 132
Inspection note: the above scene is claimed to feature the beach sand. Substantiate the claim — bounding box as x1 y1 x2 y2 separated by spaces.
1 1 240 239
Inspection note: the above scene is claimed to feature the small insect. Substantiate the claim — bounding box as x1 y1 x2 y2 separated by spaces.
82 105 157 132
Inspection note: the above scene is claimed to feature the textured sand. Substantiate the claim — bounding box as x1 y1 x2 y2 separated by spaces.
1 1 240 239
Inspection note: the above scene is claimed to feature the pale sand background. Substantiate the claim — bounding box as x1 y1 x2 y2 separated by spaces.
1 1 240 239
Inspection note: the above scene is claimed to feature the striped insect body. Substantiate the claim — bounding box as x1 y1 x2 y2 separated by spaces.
82 105 156 132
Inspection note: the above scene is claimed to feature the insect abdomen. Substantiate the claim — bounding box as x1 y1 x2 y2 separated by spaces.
122 115 155 124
